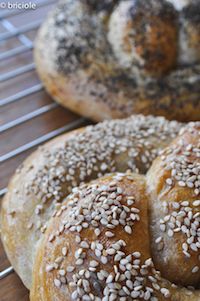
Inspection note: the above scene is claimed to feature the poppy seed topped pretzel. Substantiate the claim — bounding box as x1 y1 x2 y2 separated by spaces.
29 120 200 301
34 0 200 122
1 115 182 289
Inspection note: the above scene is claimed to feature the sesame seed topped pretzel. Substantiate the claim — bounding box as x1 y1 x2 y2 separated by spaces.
1 114 181 290
35 0 200 122
31 172 200 301
1 115 200 301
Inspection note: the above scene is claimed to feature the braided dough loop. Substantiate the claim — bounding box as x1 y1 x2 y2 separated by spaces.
30 120 200 301
34 0 200 122
147 122 200 287
108 0 178 77
1 115 182 289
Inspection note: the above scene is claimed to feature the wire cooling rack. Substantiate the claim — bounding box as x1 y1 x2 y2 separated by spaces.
0 1 89 297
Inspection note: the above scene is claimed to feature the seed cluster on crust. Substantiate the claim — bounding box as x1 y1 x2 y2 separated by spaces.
162 122 200 195
48 0 200 79
26 115 181 207
155 199 200 274
2 115 183 291
35 0 200 121
45 174 171 300
51 0 109 74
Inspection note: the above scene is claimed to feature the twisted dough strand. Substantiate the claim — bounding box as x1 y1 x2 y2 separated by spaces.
1 115 181 289
35 0 200 121
30 119 200 300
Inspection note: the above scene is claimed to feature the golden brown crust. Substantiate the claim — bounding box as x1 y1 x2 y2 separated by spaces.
0 132 73 288
34 0 200 122
30 172 200 301
0 115 182 289
30 173 151 300
1 117 200 300
147 122 200 288
110 0 178 77
128 17 177 76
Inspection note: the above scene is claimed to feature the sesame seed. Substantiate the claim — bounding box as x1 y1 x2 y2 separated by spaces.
105 231 115 238
80 241 90 249
155 237 162 244
161 288 171 298
192 266 199 273
94 228 101 236
193 200 200 207
67 266 75 273
62 247 68 256
76 259 84 266
90 260 99 268
59 269 66 276
48 234 55 242
167 229 174 237
46 264 54 272
166 178 173 185
181 201 189 207
124 225 132 234
160 224 166 232
54 278 61 288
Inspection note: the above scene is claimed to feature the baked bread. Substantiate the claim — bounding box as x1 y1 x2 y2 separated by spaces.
29 121 200 300
34 0 200 122
30 170 200 301
1 115 182 289
147 123 200 288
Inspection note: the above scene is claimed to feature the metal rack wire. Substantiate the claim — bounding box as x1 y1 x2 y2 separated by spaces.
0 0 87 283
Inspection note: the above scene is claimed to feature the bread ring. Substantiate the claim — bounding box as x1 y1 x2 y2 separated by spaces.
30 120 200 300
34 0 200 122
1 115 182 289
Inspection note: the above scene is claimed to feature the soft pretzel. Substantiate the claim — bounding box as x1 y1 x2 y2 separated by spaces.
0 115 182 289
28 123 200 301
2 116 200 300
30 170 200 301
29 122 200 300
34 0 200 122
